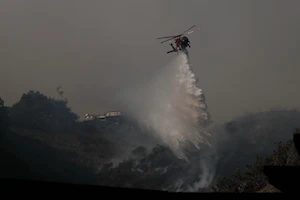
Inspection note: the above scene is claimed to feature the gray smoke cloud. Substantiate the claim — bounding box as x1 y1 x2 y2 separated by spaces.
115 52 216 189
174 156 217 192
118 52 212 159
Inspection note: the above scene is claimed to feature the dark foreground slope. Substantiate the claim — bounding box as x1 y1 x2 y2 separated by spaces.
0 129 99 185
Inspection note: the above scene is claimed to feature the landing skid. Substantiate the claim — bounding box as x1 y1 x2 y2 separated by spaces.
167 50 176 54
167 43 179 54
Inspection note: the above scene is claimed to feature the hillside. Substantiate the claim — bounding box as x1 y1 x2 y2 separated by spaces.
0 129 99 184
3 125 298 192
210 109 300 177
1 92 300 192
212 131 300 192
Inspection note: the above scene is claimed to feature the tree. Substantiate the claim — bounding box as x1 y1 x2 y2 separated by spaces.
9 90 79 132
0 97 3 107
0 97 10 134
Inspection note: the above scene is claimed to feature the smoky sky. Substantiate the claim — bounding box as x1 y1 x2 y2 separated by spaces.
1 0 300 123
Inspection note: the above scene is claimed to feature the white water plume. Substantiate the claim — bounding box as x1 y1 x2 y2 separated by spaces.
118 52 212 160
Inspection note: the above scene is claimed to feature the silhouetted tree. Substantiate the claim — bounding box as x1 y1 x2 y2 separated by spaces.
0 97 10 134
8 90 78 132
0 97 3 107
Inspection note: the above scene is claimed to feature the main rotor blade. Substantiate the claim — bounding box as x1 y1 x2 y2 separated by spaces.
160 37 175 44
186 28 200 35
182 25 196 35
156 36 177 40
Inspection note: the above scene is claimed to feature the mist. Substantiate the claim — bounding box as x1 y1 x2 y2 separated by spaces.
113 52 217 190
117 52 210 158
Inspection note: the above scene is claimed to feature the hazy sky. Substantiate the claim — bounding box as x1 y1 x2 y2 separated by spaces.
1 0 300 123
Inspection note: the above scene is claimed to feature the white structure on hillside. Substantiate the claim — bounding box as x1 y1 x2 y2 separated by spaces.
105 111 122 117
85 113 96 120
84 111 123 122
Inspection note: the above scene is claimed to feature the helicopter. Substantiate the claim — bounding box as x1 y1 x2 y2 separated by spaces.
156 25 200 54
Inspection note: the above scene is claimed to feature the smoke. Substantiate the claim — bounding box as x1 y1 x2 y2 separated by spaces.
174 157 217 192
118 52 212 159
115 52 217 190
186 155 217 192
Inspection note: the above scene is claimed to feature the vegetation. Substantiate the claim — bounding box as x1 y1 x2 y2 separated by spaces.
97 145 191 190
8 90 78 132
0 97 10 135
212 137 300 192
